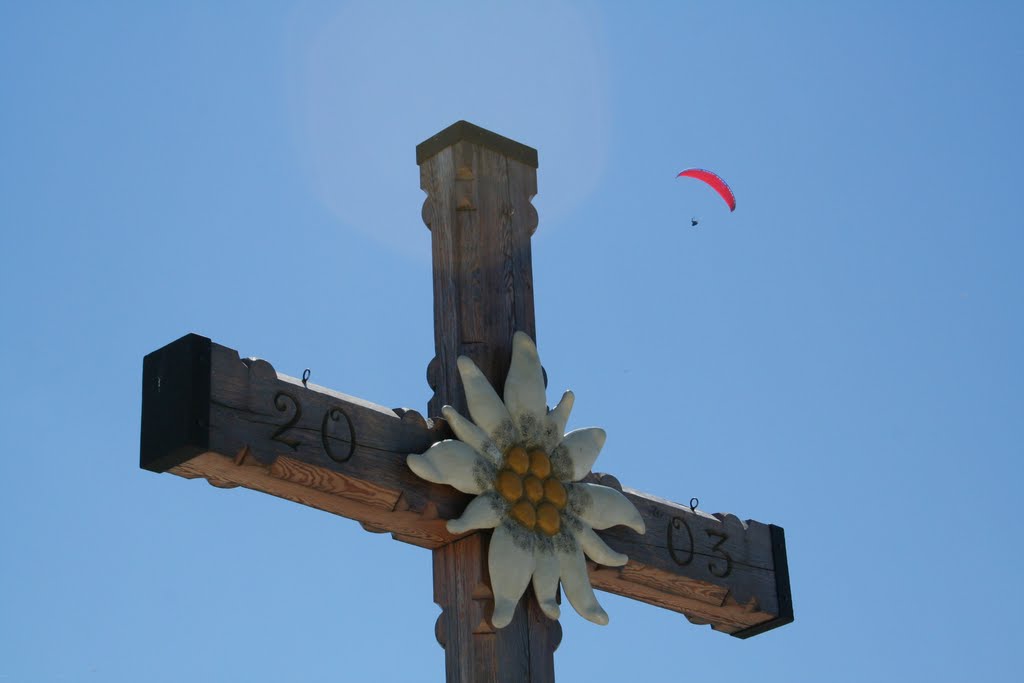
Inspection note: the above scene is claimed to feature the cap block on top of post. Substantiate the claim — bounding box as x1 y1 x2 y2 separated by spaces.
416 120 539 168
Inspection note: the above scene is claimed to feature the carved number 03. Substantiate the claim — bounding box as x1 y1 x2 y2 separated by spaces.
705 529 733 578
667 517 695 567
270 391 356 462
667 516 733 578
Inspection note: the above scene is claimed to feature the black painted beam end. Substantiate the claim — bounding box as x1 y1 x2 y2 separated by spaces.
731 524 794 639
140 333 212 473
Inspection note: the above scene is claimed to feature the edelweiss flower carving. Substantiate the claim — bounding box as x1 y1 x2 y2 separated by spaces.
408 332 645 627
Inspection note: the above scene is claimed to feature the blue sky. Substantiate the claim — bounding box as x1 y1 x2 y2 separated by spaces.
2 2 1021 681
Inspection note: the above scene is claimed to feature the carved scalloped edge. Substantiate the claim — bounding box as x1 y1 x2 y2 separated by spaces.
522 201 539 237
426 355 440 391
403 411 451 443
434 579 496 645
549 616 564 650
237 354 440 426
421 197 434 232
202 446 250 488
711 511 751 532
435 602 565 647
683 589 762 634
171 462 238 490
426 355 442 412
392 408 450 440
420 159 538 235
171 454 255 491
631 489 757 538
581 471 623 492
173 450 457 549
241 356 277 382
392 407 428 429
508 150 539 236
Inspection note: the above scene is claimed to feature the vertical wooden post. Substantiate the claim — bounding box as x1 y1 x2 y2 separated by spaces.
419 121 560 682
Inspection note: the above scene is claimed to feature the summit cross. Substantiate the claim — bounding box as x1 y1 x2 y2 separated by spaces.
139 120 793 682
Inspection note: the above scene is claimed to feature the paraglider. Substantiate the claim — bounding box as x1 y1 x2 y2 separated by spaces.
677 168 736 212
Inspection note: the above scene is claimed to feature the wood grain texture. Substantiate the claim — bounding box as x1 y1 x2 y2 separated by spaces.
146 334 464 549
141 333 789 638
421 142 537 417
433 534 561 683
140 122 791 678
421 129 558 681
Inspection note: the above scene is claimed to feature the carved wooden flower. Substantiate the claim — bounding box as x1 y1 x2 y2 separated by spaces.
408 332 645 628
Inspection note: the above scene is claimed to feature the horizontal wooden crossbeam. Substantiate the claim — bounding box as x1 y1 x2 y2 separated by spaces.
141 334 792 637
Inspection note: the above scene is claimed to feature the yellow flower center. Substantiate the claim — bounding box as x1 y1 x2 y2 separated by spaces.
495 447 566 536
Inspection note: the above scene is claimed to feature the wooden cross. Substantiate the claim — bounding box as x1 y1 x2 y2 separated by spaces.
140 121 793 682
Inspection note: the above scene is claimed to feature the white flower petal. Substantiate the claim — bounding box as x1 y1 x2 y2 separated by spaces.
552 428 606 481
531 546 561 620
570 483 646 533
573 524 629 567
488 525 536 628
544 390 575 450
441 406 502 462
446 492 504 534
407 440 494 495
504 332 547 443
457 356 517 449
558 542 609 625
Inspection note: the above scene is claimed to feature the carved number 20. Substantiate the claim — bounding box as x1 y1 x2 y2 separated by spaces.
271 392 302 450
270 391 356 463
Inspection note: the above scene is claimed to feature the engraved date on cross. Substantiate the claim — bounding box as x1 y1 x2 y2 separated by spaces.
667 515 733 579
268 390 356 464
269 389 738 584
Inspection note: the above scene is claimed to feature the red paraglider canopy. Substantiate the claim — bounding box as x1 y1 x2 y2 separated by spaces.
677 168 736 211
